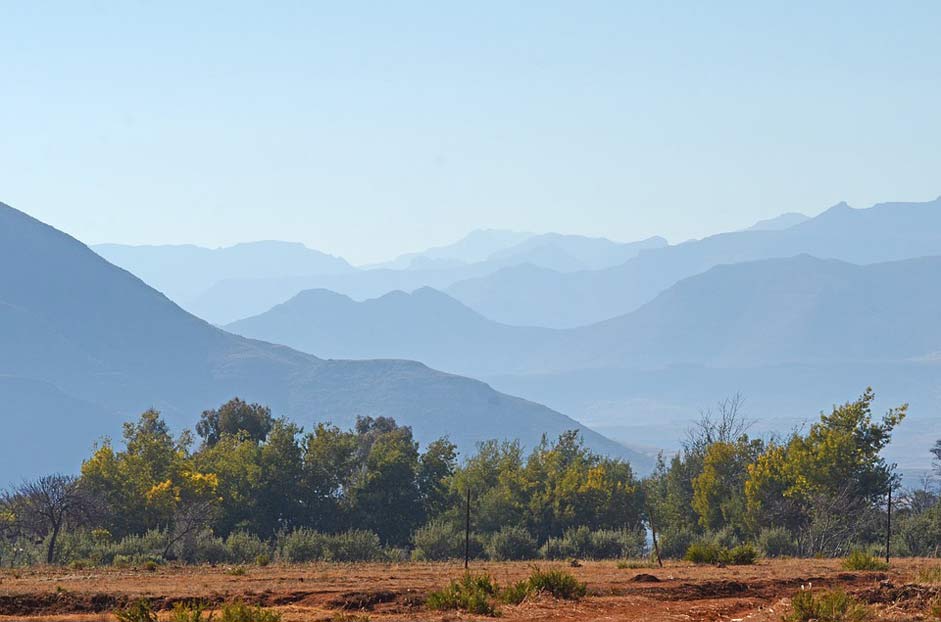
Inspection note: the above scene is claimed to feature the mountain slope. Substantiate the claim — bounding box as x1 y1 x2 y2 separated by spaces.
447 197 941 327
0 202 645 479
226 287 558 377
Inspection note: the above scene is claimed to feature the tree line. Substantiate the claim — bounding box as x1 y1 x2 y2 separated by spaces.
2 388 939 567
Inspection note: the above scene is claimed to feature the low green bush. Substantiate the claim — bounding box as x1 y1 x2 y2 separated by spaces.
426 573 498 616
684 541 758 565
170 601 213 622
541 526 645 560
786 588 870 622
225 531 269 564
485 526 537 561
842 550 889 571
114 599 158 622
758 527 797 558
411 519 482 561
525 568 587 600
219 601 282 622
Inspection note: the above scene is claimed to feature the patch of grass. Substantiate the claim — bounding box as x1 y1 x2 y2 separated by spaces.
114 599 158 622
616 558 655 569
170 601 214 622
426 573 498 616
226 566 248 576
143 560 159 573
917 566 941 583
218 602 281 622
786 588 870 622
254 554 270 567
500 579 532 605
328 614 370 622
841 550 889 571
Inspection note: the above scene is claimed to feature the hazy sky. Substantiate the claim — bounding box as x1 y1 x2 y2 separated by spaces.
2 2 939 264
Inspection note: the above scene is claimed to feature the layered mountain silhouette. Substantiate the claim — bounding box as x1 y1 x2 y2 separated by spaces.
225 254 941 377
447 198 941 327
98 230 666 325
0 202 645 479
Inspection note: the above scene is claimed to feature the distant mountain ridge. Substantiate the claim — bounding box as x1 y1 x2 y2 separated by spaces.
447 197 941 327
226 253 941 377
0 202 647 479
100 230 666 325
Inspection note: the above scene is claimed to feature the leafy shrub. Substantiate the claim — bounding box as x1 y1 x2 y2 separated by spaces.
277 529 327 562
255 554 270 567
525 568 587 600
684 541 757 565
486 526 537 561
786 588 870 622
219 601 282 622
657 528 695 559
842 550 889 571
225 532 269 564
541 527 645 560
170 601 213 622
114 599 158 622
411 519 477 561
684 541 723 564
758 527 797 558
275 529 383 562
324 530 383 562
426 573 498 616
724 543 759 565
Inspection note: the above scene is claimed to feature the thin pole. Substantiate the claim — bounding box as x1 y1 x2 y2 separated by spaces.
464 488 471 570
885 485 892 565
646 501 663 568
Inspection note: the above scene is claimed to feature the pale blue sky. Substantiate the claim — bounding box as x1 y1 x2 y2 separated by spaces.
2 2 939 264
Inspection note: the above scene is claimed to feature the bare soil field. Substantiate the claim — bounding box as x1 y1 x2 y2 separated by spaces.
1 558 940 621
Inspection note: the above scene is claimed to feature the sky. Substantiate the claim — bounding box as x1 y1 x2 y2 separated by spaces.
2 2 939 265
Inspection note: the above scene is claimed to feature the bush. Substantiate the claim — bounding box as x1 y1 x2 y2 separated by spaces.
541 527 645 560
842 550 889 571
657 528 695 559
486 526 537 561
275 529 384 563
219 601 282 622
277 529 327 562
225 532 269 564
325 530 383 562
426 573 498 616
786 588 870 622
684 541 757 565
114 599 158 622
526 568 587 600
411 519 477 561
684 541 723 564
758 527 797 558
724 543 759 565
170 601 213 622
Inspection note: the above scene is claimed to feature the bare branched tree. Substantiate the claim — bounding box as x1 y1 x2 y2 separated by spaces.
2 474 96 564
684 393 752 455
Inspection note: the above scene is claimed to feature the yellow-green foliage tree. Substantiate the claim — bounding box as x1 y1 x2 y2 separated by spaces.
81 410 219 539
691 437 763 533
745 388 906 535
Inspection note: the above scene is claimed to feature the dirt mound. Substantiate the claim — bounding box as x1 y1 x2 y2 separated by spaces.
630 574 662 583
328 589 399 610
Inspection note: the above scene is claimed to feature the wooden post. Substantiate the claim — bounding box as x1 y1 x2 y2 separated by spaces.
464 488 471 570
885 485 892 565
646 501 663 568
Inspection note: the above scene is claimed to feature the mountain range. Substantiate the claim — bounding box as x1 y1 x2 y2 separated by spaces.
446 198 941 327
96 231 667 325
0 202 646 480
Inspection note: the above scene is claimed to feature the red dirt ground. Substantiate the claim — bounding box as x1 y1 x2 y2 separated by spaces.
1 558 939 621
